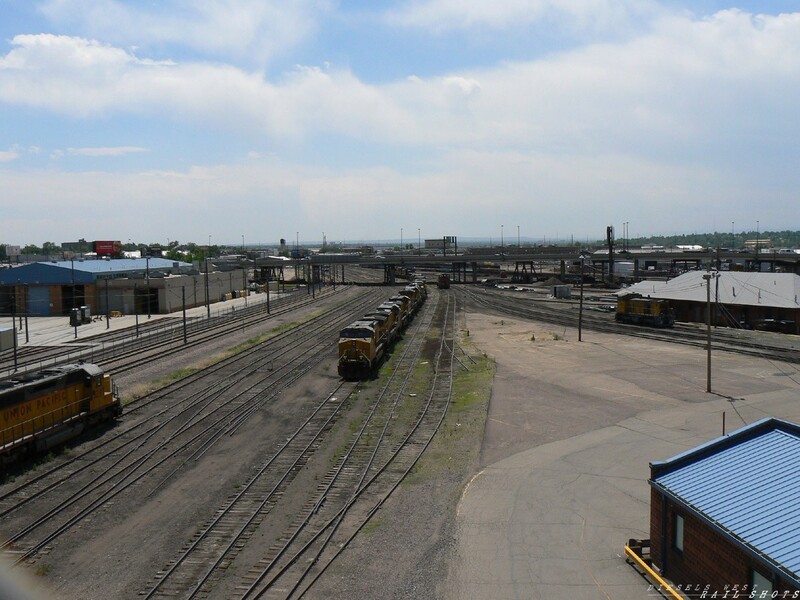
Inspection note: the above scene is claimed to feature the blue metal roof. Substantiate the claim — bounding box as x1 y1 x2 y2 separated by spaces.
0 258 191 285
43 258 190 274
651 418 800 585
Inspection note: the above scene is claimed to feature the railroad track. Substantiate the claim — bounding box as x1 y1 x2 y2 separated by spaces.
0 285 339 377
131 288 457 599
457 286 800 364
139 380 361 600
1 283 464 599
0 288 388 565
232 290 456 600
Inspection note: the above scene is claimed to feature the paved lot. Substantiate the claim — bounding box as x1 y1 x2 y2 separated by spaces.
0 288 290 350
446 314 800 600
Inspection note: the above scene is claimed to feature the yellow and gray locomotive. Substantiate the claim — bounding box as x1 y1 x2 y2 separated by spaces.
338 281 427 379
1 362 121 465
615 294 675 328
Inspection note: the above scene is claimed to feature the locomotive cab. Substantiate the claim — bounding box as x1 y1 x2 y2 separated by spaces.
338 321 378 379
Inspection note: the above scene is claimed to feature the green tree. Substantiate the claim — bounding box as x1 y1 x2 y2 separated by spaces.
42 241 60 255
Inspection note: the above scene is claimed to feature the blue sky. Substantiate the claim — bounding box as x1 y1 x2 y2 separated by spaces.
1 1 798 247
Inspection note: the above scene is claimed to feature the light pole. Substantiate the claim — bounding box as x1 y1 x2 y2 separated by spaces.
578 252 590 341
146 255 151 319
11 284 17 371
400 228 403 262
71 258 77 339
731 222 735 250
756 220 760 255
500 225 504 256
418 228 421 256
517 225 520 248
205 257 211 320
702 272 718 393
623 222 628 252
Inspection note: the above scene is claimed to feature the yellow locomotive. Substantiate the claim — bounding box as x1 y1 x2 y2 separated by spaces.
1 362 121 465
615 294 674 328
338 281 427 379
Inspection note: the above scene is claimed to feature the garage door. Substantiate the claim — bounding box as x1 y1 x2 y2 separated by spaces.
28 287 52 315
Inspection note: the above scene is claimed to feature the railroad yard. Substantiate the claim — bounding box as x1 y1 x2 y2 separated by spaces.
1 269 799 599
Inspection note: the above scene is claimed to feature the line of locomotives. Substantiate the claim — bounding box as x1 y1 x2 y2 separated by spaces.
338 280 427 380
1 362 121 467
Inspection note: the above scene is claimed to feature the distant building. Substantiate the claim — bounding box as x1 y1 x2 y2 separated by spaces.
61 239 91 253
0 258 250 317
649 418 800 596
744 239 772 251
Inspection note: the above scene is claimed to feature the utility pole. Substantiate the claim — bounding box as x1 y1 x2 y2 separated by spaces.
205 257 211 320
11 285 18 371
182 286 188 344
702 272 717 393
71 258 77 339
146 255 151 319
134 283 140 337
578 252 589 341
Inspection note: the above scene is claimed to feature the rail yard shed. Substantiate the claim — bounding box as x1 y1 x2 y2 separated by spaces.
0 258 249 317
620 271 800 333
648 417 800 596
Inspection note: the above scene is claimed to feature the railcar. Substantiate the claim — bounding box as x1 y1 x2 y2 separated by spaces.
337 320 380 380
437 274 450 289
399 285 421 310
363 311 395 345
1 363 121 466
389 294 412 326
615 295 674 328
338 284 427 379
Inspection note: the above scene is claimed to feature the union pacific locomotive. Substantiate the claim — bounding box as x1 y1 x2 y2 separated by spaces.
615 294 675 328
1 363 121 466
338 281 427 379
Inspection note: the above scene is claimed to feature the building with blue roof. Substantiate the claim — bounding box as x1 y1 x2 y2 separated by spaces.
0 258 248 317
649 417 800 596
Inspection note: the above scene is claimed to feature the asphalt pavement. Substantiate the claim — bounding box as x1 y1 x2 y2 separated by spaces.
445 314 800 600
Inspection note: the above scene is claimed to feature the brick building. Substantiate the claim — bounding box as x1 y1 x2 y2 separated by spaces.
622 271 800 333
649 418 800 596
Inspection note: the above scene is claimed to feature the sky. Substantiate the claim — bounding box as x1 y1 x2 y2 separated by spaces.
1 0 799 248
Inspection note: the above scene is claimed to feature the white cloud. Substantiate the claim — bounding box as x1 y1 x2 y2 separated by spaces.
1 8 798 241
64 146 148 157
0 148 776 244
385 0 661 33
37 0 331 65
0 147 21 162
4 8 797 161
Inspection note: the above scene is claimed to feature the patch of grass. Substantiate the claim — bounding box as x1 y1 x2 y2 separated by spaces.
122 316 320 404
35 563 51 577
361 515 385 537
406 348 495 485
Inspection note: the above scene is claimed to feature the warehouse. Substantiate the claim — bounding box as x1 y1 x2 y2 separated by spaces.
649 417 800 596
0 258 250 317
621 271 800 333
